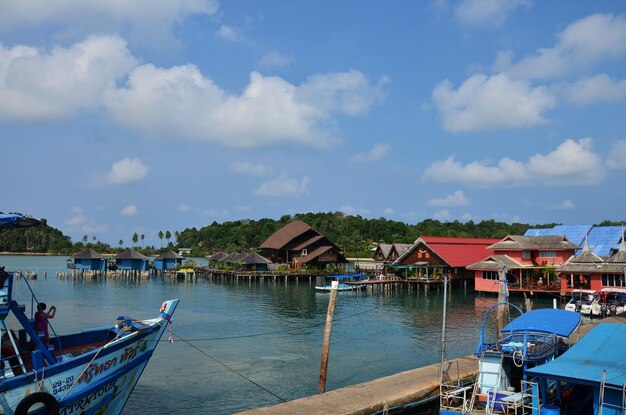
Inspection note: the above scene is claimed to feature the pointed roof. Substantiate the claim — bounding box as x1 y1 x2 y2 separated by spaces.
154 250 184 260
395 236 500 267
207 251 228 261
488 235 579 250
241 252 273 265
467 254 523 271
116 249 148 260
73 248 105 260
259 221 313 249
301 246 348 264
375 243 394 259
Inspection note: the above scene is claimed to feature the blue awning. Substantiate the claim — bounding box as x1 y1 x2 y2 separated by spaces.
527 323 626 388
501 308 581 338
0 213 41 229
329 273 365 280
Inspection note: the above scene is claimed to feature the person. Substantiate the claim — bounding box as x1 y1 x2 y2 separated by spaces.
34 303 56 346
601 291 607 304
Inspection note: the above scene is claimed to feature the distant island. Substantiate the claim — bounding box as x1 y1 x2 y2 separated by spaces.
0 211 623 258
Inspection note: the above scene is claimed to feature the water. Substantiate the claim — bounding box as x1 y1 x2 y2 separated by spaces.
0 255 555 414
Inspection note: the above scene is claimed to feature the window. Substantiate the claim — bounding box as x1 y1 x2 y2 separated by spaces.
539 250 556 258
602 273 625 287
482 271 498 280
301 249 307 256
522 251 530 259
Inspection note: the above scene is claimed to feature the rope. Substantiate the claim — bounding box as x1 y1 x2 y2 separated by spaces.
172 329 287 403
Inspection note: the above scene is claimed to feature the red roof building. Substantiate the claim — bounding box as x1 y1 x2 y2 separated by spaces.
393 236 500 281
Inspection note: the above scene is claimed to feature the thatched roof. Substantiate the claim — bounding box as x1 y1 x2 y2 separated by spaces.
223 252 248 263
241 253 272 265
207 252 228 261
301 246 348 264
260 221 312 249
116 249 148 260
155 250 184 260
375 243 393 259
488 235 579 250
73 248 105 260
467 255 523 271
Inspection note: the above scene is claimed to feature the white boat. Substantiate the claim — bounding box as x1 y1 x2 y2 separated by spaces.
591 287 626 317
564 289 598 314
0 213 179 415
314 273 366 291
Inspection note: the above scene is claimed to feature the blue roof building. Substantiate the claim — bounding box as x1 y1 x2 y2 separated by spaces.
115 249 149 271
72 248 107 271
154 251 185 271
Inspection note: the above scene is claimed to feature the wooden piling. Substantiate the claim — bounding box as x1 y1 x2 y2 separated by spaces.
318 281 338 394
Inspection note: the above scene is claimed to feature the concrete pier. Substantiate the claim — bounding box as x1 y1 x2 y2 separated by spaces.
238 315 626 415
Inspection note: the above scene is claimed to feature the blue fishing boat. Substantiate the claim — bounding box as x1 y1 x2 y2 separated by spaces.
526 323 626 415
314 273 366 291
0 213 179 415
440 304 581 414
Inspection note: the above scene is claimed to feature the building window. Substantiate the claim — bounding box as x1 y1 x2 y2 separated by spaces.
602 273 625 287
522 251 530 259
482 271 498 280
539 250 556 258
301 249 307 256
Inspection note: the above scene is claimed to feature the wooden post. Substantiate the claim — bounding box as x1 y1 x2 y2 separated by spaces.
318 280 339 394
497 265 508 339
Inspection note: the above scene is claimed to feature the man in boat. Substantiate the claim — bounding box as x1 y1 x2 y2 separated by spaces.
34 302 56 345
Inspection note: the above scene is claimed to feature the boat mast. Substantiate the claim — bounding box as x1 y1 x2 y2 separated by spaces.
439 271 448 384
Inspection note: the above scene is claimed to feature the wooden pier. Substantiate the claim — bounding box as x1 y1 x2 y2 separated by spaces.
237 315 625 415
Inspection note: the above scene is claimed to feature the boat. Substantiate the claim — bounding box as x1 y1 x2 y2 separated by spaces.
526 322 626 415
564 289 598 314
591 287 626 317
0 213 179 415
439 304 581 414
314 273 366 291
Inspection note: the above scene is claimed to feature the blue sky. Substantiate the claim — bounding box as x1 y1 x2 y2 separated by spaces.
1 0 625 246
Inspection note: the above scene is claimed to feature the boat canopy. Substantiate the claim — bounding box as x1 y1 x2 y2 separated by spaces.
0 213 40 229
329 273 365 280
527 323 626 388
501 308 581 338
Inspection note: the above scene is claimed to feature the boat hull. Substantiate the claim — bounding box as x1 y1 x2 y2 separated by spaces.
0 299 178 415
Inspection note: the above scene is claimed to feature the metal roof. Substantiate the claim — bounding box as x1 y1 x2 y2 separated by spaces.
395 236 499 267
488 235 579 250
524 225 591 247
587 226 624 256
527 323 626 388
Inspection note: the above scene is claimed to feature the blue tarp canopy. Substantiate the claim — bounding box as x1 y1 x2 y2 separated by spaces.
329 273 365 280
527 323 626 388
501 308 581 338
0 214 40 229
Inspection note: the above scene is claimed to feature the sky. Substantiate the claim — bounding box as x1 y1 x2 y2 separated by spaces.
1 0 626 246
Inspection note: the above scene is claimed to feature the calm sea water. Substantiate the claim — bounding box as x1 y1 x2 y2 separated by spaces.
0 255 555 414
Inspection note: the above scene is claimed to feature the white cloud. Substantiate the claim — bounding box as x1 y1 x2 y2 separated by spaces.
177 202 191 212
432 74 556 132
66 213 87 226
433 209 451 221
229 162 272 176
217 25 242 42
454 0 531 27
0 0 219 45
606 140 626 169
103 158 149 185
259 51 294 68
105 67 386 148
423 138 604 187
562 74 626 105
351 143 390 162
496 13 626 80
0 36 137 120
558 200 575 209
120 205 137 216
427 190 469 207
339 205 371 216
254 174 310 197
383 208 395 215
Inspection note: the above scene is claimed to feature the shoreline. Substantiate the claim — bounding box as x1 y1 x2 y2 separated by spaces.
0 252 61 256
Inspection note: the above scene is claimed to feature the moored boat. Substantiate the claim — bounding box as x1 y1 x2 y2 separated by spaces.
314 273 366 291
0 213 179 415
590 287 626 317
564 289 598 314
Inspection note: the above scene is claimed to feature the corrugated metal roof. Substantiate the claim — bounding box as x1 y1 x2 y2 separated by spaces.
488 235 579 250
402 236 500 267
587 226 624 256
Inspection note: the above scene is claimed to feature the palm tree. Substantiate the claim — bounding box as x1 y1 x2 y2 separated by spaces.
165 230 171 248
141 234 145 248
132 232 139 246
158 231 164 248
118 240 123 248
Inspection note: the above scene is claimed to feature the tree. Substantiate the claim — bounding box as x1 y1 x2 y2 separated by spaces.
141 234 145 247
82 235 88 243
165 230 172 246
132 233 139 246
118 240 123 248
158 231 164 248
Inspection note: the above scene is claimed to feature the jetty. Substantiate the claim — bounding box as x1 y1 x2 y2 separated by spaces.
237 315 626 415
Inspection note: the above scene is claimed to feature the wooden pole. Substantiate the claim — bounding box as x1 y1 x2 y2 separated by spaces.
318 280 339 394
497 265 507 340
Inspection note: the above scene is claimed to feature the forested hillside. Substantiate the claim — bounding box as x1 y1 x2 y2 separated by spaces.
0 218 73 253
